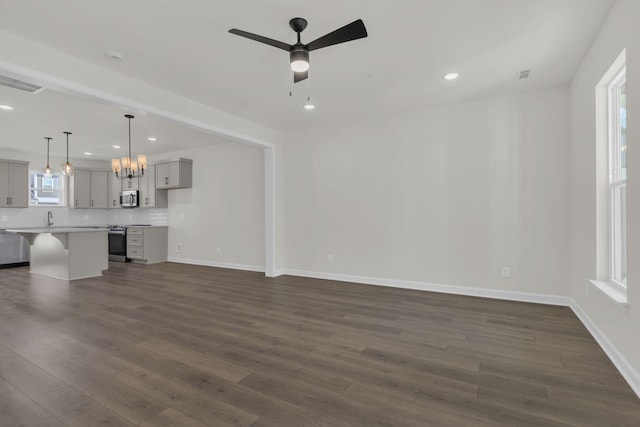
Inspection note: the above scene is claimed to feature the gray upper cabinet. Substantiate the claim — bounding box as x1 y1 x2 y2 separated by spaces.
0 159 29 208
71 169 112 209
156 158 193 189
90 170 109 209
108 171 121 209
70 169 91 208
139 164 167 208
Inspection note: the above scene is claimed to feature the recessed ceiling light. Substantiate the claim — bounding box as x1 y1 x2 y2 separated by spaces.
304 103 315 110
443 72 459 81
147 137 157 142
112 145 121 149
0 104 14 110
84 152 92 156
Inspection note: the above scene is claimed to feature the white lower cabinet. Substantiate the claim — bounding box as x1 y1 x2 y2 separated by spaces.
126 226 168 264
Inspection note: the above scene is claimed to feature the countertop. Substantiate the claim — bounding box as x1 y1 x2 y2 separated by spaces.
6 227 108 233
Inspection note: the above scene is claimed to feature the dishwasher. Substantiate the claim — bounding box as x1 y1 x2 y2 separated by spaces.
0 230 30 268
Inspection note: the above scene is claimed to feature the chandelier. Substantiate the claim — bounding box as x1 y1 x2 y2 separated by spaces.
112 114 146 181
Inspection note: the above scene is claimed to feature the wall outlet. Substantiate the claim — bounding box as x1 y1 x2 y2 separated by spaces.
327 254 335 263
501 267 511 278
1 216 7 222
175 243 183 253
216 247 221 254
180 213 184 220
83 215 89 220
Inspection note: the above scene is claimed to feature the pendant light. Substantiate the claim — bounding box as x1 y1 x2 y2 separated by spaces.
43 137 53 177
61 131 74 176
112 114 146 181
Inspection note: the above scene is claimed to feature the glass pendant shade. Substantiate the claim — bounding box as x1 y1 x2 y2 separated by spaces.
43 137 53 177
61 131 74 177
61 161 74 176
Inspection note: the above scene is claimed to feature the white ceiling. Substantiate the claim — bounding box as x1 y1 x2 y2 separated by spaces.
0 0 614 161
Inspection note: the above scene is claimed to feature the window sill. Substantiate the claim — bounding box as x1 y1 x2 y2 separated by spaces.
589 280 629 310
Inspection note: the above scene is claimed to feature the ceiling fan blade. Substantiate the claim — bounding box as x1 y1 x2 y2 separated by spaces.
228 29 291 51
306 19 367 52
294 70 308 83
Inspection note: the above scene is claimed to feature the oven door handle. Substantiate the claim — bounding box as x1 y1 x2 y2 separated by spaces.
108 230 126 235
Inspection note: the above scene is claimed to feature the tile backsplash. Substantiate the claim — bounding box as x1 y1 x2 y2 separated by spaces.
0 207 168 229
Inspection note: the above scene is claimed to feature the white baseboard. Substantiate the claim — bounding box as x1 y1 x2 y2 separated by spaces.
272 269 287 277
166 257 265 273
569 300 640 397
282 269 571 306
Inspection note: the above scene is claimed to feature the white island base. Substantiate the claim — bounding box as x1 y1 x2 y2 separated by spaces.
10 228 108 280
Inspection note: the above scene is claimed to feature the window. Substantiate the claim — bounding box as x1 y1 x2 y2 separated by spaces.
608 65 627 290
29 171 64 206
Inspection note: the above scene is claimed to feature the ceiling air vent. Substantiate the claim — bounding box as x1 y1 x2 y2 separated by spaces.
518 69 531 80
0 75 44 93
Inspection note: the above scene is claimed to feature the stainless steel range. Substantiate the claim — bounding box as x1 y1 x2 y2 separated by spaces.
108 225 128 262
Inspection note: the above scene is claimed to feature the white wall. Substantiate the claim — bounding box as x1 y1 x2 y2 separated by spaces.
158 142 265 271
284 86 571 295
570 0 640 380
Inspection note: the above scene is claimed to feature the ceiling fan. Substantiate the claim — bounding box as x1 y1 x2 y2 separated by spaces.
229 17 368 83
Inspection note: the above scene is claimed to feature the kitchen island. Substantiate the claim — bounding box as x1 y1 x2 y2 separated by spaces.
7 227 108 280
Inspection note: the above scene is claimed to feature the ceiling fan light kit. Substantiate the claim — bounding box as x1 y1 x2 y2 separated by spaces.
229 17 367 83
290 48 309 72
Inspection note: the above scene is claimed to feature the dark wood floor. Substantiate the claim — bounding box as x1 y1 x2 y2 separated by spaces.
0 262 639 426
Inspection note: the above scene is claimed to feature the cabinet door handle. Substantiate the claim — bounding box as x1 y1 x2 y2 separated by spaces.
8 197 11 205
165 177 168 184
91 200 94 208
75 199 78 207
113 199 116 207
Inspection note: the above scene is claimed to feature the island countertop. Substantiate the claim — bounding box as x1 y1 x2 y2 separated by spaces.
7 227 108 234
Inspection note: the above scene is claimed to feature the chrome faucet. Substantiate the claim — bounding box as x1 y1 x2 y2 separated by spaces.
47 211 54 228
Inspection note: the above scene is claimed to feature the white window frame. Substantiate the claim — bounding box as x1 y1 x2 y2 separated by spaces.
29 170 66 207
607 66 626 292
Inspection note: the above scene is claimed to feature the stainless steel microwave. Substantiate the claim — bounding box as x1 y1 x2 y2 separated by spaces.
120 189 139 208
